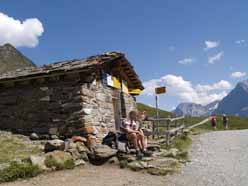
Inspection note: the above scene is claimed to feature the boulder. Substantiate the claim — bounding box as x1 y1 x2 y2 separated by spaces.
87 135 97 151
146 158 180 176
117 153 136 162
44 139 65 153
159 148 180 158
29 155 47 170
127 161 148 171
45 150 74 170
30 133 39 140
147 144 160 152
107 157 119 165
147 167 175 176
76 142 89 154
50 135 59 140
65 141 89 161
93 145 117 159
71 136 87 143
88 144 117 165
169 148 179 157
148 158 179 168
74 159 86 167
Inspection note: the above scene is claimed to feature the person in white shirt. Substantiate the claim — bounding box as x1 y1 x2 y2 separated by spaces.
122 111 150 157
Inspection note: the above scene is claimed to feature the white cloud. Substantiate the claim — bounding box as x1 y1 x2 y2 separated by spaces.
142 74 231 105
205 40 219 50
231 71 247 78
195 80 231 92
0 12 44 47
208 51 224 64
178 58 195 65
235 40 246 45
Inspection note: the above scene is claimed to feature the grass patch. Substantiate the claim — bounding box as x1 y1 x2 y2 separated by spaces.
137 102 172 118
44 157 75 170
0 136 41 164
0 161 42 183
185 115 248 133
169 135 192 152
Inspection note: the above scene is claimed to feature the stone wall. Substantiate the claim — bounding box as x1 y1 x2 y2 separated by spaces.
0 78 84 135
80 80 137 138
0 75 137 138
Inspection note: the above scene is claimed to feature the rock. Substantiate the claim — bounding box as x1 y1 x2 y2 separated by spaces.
183 129 190 136
147 167 175 176
169 148 179 157
117 153 136 162
30 133 39 140
72 136 87 143
0 163 10 171
87 135 97 151
93 144 117 159
51 135 59 140
147 144 160 152
107 157 119 165
148 158 180 170
74 159 86 166
76 142 89 154
65 141 89 161
83 127 95 135
29 155 47 170
160 148 179 158
142 157 155 162
39 134 50 140
127 161 148 171
44 139 65 153
45 150 74 170
67 148 82 160
146 158 180 176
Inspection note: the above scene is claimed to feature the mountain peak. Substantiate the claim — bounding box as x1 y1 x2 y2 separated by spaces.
215 79 248 117
237 80 248 92
0 44 36 74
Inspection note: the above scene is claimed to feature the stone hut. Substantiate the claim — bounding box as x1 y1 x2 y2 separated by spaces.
0 52 143 138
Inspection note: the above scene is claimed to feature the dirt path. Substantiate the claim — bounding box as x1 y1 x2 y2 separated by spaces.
167 129 248 186
2 130 248 186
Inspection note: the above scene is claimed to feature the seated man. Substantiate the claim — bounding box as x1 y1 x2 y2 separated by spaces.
122 110 151 157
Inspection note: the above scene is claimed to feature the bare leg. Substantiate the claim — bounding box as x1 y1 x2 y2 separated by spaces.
128 133 139 150
137 133 146 151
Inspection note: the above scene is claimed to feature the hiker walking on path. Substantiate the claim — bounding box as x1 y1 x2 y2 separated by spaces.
211 115 217 129
222 114 228 129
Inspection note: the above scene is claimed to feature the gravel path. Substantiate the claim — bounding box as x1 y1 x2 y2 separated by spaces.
167 129 248 186
2 130 248 186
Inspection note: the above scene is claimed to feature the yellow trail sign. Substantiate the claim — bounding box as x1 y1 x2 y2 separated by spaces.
155 86 166 94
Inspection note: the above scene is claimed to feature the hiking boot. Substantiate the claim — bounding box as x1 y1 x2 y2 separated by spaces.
142 150 153 157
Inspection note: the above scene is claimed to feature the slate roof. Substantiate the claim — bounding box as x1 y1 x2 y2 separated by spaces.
0 51 144 90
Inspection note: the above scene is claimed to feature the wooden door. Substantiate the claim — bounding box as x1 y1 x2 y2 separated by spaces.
112 95 122 131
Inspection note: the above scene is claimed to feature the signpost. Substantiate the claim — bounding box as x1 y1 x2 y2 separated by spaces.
154 86 166 137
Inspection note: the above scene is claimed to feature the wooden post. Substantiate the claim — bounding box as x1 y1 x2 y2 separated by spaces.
152 121 155 139
155 95 159 138
166 119 170 146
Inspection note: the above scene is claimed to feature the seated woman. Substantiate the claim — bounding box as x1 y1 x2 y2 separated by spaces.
122 111 151 157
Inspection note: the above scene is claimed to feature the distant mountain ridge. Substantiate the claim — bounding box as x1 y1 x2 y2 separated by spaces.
174 79 248 117
173 101 220 117
0 43 36 74
215 80 248 117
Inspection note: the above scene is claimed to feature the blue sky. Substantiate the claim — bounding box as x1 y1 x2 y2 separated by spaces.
0 0 247 110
